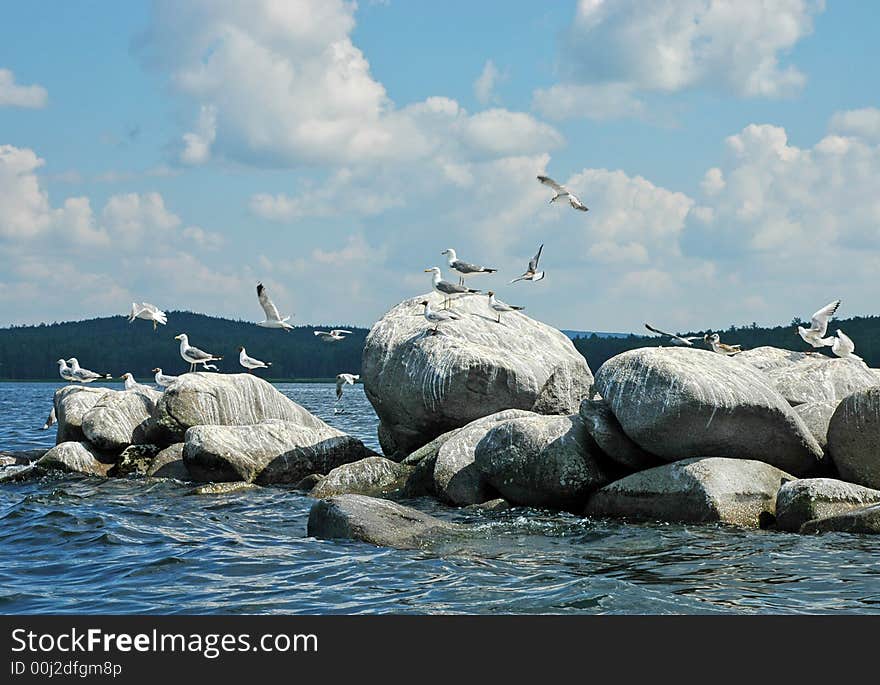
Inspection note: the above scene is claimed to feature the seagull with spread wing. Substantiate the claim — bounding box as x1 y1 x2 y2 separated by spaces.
832 329 863 361
510 244 546 284
704 333 742 356
256 282 294 331
537 175 589 212
335 373 359 401
441 248 497 285
645 323 702 347
797 300 840 349
40 407 57 431
128 302 167 330
314 329 352 342
174 334 222 372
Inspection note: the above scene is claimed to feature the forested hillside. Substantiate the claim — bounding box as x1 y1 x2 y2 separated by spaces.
0 312 366 380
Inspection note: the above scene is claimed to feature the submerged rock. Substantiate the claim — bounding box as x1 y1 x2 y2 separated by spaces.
36 441 116 477
188 482 259 496
307 494 458 549
474 414 607 510
309 457 414 499
54 386 112 444
361 292 593 459
578 399 659 470
775 478 880 532
294 473 325 491
827 386 880 489
111 444 161 477
183 419 373 484
82 388 162 451
145 443 190 480
586 457 793 527
149 372 332 444
800 504 880 535
763 357 877 406
594 347 823 475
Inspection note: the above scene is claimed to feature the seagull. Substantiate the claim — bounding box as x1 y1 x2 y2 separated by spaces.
57 358 76 382
441 248 497 285
238 346 271 372
537 175 589 212
152 368 178 388
67 358 112 383
119 372 150 392
128 302 167 331
644 323 701 347
487 291 524 323
704 333 742 356
797 300 840 350
314 329 353 342
174 334 222 372
510 244 546 284
832 329 863 361
40 407 57 431
336 373 360 401
256 282 294 331
424 267 480 308
420 299 460 334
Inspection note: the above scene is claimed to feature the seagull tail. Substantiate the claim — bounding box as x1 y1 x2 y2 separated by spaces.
466 288 481 294
509 276 524 284
512 306 525 311
484 268 498 274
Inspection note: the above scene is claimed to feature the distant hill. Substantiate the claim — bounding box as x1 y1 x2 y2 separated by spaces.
561 329 629 340
0 312 367 381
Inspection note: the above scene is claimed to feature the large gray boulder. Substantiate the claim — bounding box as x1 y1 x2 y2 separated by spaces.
309 457 414 499
793 400 837 451
146 443 190 480
763 357 877 406
586 457 793 527
308 494 458 549
474 414 607 510
53 386 112 443
149 373 330 444
362 292 593 459
800 504 880 535
82 388 162 452
827 386 880 488
775 478 880 532
432 409 536 506
594 347 823 475
735 346 814 373
183 419 373 484
36 441 116 477
578 399 659 470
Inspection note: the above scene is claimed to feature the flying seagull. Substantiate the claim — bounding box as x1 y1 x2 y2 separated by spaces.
420 299 460 334
832 329 863 361
256 282 294 331
56 358 76 383
67 358 112 383
314 329 353 342
335 373 360 401
797 300 840 350
644 323 701 347
128 302 167 331
238 346 271 372
441 248 497 285
704 333 742 356
40 407 57 431
537 175 588 212
487 291 524 323
152 368 178 388
424 267 480 308
510 244 545 284
174 334 222 372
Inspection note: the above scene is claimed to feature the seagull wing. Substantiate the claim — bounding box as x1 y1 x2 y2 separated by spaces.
140 302 161 314
436 280 471 295
186 345 215 361
569 194 589 211
537 175 565 192
257 282 283 321
452 259 493 274
645 323 675 338
332 330 353 335
529 244 544 272
335 376 345 399
810 300 841 335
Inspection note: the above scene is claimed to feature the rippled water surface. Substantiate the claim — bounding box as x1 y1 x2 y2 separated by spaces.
2 381 879 614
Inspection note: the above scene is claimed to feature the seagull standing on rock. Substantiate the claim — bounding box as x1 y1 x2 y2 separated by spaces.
797 300 840 351
256 282 294 331
510 244 545 284
128 302 167 331
645 323 701 347
537 175 589 212
704 333 742 356
119 373 150 392
314 329 352 342
487 291 524 323
238 346 271 372
832 329 863 361
152 368 178 388
420 299 460 334
57 359 76 382
67 358 112 383
441 248 497 285
174 334 222 372
424 267 480 308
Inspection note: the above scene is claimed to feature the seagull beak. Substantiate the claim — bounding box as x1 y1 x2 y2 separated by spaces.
424 269 432 272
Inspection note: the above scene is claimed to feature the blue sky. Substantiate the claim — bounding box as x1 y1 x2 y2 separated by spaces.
1 0 879 334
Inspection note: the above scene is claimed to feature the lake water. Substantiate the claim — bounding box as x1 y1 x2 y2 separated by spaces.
1 381 879 614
